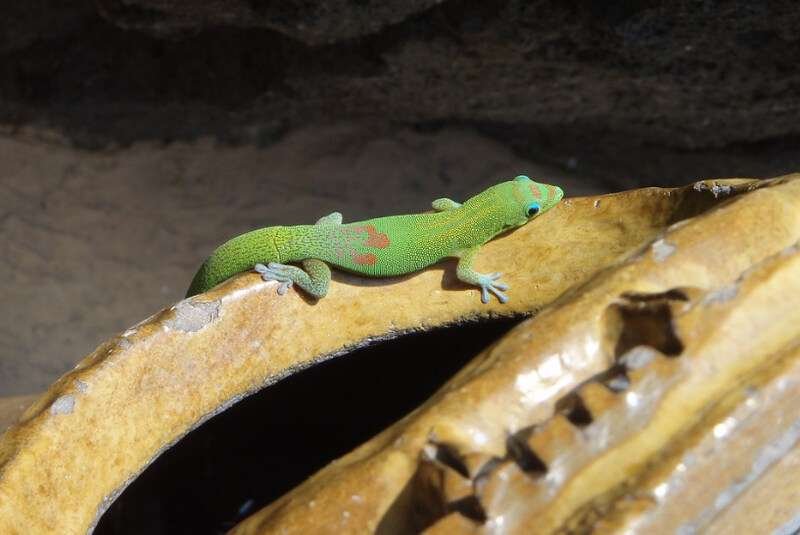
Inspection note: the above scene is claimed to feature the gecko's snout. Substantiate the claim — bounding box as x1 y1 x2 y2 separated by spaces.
553 185 564 202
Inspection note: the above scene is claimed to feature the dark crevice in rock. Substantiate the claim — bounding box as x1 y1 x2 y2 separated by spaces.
506 430 548 475
620 289 689 303
95 316 520 535
477 122 800 189
429 441 470 479
557 392 594 427
607 291 686 359
599 364 632 393
376 459 448 535
449 495 487 523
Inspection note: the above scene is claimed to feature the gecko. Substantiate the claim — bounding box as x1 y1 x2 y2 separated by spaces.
186 175 564 304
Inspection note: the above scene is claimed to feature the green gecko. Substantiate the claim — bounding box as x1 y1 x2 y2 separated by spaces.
186 175 564 304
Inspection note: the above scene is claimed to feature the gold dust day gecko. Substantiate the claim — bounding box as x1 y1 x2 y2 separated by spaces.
187 175 564 304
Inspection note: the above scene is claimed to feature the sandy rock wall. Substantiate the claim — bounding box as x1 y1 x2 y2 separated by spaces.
0 1 799 166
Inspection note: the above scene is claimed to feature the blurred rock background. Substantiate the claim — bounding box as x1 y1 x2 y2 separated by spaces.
1 0 799 396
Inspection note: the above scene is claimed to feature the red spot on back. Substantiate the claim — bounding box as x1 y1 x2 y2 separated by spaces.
352 252 377 266
353 225 390 248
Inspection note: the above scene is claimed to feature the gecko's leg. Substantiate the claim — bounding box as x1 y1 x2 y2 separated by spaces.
255 259 331 299
431 198 462 211
316 212 343 225
454 246 509 304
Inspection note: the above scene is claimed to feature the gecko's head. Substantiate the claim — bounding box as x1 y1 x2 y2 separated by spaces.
495 175 564 230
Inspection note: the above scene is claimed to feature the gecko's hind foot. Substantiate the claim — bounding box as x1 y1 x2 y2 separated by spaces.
478 272 509 304
254 263 293 295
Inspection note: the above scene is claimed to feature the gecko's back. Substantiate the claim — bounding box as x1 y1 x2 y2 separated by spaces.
301 211 492 276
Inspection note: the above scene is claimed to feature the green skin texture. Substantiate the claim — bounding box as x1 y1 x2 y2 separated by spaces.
187 176 564 304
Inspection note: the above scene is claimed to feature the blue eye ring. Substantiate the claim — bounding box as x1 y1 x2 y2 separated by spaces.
525 202 541 217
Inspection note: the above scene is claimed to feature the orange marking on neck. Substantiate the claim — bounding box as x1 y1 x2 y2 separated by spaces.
354 225 390 248
352 252 377 265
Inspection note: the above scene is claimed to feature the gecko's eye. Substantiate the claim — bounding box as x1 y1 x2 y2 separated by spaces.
525 202 541 217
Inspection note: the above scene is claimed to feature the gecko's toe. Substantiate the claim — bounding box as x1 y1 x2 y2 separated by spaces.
492 289 509 304
484 284 509 304
258 269 276 282
481 286 490 304
255 263 293 289
276 281 292 295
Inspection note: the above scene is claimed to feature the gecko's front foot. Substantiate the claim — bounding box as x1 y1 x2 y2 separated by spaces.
254 263 293 295
477 272 509 304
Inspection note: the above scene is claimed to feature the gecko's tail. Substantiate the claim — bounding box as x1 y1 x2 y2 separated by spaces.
186 261 212 297
185 226 284 297
186 253 250 297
